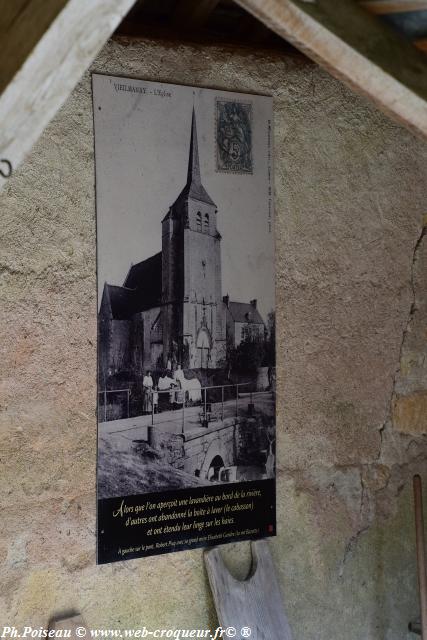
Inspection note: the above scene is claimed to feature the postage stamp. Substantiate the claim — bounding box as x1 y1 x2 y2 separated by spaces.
215 99 253 174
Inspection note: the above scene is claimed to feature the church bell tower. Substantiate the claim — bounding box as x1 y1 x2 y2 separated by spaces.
161 107 226 369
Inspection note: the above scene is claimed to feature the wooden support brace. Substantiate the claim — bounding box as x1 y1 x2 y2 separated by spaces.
236 0 427 140
414 475 427 639
205 539 293 640
0 0 136 190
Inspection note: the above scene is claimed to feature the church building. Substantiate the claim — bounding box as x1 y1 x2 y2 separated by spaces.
98 108 264 384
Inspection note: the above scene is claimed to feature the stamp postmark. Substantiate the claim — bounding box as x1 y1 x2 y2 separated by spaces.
215 99 253 174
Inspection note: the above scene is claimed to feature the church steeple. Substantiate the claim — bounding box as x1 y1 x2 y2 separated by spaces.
163 106 216 223
161 104 225 371
186 107 201 187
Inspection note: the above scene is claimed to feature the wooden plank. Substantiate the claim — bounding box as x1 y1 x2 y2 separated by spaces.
173 0 220 28
413 475 427 640
360 0 427 14
235 0 427 140
205 540 293 640
0 0 136 189
0 1 67 97
415 38 427 51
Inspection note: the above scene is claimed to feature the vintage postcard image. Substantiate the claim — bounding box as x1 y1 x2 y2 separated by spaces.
93 74 275 563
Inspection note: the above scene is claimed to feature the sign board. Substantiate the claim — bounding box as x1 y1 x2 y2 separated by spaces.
93 74 275 563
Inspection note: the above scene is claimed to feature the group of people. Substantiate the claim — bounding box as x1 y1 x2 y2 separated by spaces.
141 365 202 415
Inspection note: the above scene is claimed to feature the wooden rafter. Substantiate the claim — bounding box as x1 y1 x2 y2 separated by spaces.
415 38 427 51
236 0 427 139
0 0 136 189
173 0 220 28
360 0 427 14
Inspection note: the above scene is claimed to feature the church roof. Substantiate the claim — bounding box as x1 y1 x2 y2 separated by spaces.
174 179 216 208
124 251 162 291
103 285 133 320
167 107 216 215
227 301 264 325
102 252 162 320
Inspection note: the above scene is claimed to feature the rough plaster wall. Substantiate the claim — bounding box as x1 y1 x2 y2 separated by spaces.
1 37 426 639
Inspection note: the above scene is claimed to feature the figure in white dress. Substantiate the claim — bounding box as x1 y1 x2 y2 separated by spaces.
142 370 153 413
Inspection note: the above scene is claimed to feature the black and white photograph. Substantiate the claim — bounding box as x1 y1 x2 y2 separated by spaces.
93 75 275 562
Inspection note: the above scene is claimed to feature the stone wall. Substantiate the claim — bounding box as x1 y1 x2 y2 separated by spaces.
147 427 184 466
183 422 235 477
0 36 426 639
235 417 269 467
140 306 161 371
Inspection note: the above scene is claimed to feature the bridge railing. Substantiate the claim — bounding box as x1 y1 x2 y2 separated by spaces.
148 381 266 434
98 388 130 422
98 381 272 430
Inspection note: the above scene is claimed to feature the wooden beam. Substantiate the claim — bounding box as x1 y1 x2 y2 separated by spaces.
173 0 220 28
415 38 427 51
413 476 427 640
0 0 136 189
205 540 293 640
235 0 427 140
234 13 273 44
0 1 67 97
360 0 427 14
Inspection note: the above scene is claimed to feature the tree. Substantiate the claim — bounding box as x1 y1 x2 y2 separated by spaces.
230 334 265 374
263 310 275 367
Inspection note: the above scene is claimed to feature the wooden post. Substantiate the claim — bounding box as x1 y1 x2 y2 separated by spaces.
414 474 427 639
221 385 224 421
182 393 185 435
249 389 254 416
205 540 293 640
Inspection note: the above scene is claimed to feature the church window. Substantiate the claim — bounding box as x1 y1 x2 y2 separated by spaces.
204 213 209 232
196 211 202 231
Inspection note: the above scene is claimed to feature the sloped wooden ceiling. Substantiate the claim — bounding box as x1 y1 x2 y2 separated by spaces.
116 0 427 53
2 0 427 190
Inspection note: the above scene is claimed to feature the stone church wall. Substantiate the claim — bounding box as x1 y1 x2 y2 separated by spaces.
99 316 131 384
1 36 427 640
181 226 225 368
183 229 219 308
139 306 161 371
